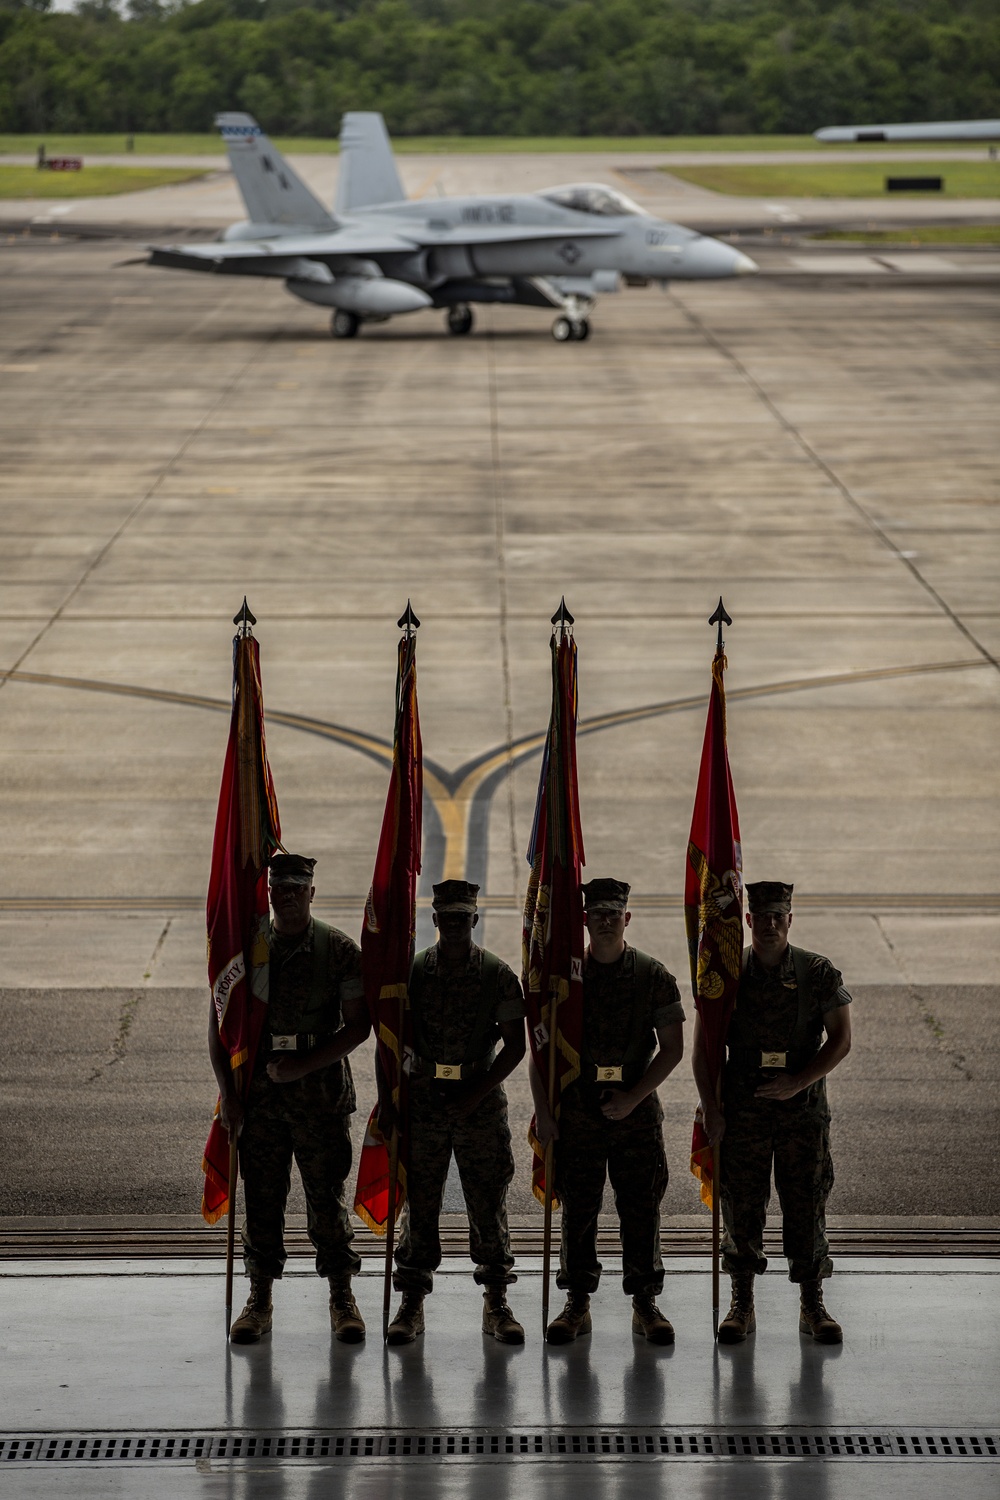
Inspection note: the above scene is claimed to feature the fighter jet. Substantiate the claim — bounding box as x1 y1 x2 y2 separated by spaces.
148 112 757 341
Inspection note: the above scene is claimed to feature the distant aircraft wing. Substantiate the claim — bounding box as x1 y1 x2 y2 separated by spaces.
815 119 1000 143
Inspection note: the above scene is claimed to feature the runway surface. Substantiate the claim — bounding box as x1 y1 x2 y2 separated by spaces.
0 225 998 1229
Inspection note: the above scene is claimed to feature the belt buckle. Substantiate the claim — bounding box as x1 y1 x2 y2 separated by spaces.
760 1050 786 1069
271 1035 298 1052
596 1065 623 1083
434 1063 461 1081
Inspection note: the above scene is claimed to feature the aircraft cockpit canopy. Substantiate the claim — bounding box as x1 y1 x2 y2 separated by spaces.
539 184 645 217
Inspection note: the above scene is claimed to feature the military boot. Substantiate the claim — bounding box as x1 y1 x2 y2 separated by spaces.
545 1293 592 1345
482 1288 525 1345
386 1292 425 1345
230 1277 273 1345
717 1272 756 1344
631 1294 675 1345
799 1279 843 1343
329 1277 366 1343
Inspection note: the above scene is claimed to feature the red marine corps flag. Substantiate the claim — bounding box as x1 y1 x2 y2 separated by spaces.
202 601 282 1332
352 603 422 1339
522 600 586 1335
685 599 743 1332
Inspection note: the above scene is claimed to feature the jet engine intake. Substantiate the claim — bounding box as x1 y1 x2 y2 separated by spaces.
286 275 432 314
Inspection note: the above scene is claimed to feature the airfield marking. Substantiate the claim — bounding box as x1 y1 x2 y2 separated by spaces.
669 289 1000 679
3 656 986 892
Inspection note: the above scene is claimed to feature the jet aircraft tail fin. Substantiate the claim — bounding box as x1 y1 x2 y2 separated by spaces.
216 113 335 230
335 113 406 213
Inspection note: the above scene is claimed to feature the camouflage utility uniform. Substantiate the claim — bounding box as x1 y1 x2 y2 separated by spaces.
555 945 685 1297
720 945 852 1283
240 918 364 1282
394 943 525 1293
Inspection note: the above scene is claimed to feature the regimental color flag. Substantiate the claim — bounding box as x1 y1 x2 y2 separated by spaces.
354 626 422 1235
686 645 743 1209
201 621 282 1225
523 626 586 1208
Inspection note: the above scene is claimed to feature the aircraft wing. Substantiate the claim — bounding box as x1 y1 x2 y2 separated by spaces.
148 229 421 266
409 223 619 246
148 221 618 278
815 118 1000 143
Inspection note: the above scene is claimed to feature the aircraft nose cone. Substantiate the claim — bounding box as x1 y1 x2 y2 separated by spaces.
732 250 759 275
682 236 759 279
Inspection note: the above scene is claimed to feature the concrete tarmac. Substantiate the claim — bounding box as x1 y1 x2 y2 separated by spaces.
0 231 998 1228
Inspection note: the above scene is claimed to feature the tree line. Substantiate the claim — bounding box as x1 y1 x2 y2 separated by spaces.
1 0 997 138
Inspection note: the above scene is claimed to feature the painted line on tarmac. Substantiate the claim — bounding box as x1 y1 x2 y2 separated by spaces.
2 655 987 900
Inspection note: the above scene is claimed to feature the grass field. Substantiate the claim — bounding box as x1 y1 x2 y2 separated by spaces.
0 164 209 198
814 224 1000 245
0 132 972 157
666 161 1000 198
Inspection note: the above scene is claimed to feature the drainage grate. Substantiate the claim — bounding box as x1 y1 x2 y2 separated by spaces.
1 1429 997 1464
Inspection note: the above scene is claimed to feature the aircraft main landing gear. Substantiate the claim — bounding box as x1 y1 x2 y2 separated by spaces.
446 304 474 336
552 316 590 342
331 310 360 339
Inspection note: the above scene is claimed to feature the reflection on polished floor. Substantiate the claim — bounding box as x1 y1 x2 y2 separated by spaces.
1 1255 997 1497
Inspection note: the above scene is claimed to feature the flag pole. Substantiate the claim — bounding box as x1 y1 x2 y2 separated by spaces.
540 597 573 1339
383 1124 399 1341
541 991 559 1338
225 1125 238 1336
381 601 420 1341
382 984 406 1341
707 596 732 1341
712 1068 723 1338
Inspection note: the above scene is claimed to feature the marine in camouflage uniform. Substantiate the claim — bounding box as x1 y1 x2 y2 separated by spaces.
693 880 853 1345
209 854 372 1345
532 878 686 1346
387 880 527 1345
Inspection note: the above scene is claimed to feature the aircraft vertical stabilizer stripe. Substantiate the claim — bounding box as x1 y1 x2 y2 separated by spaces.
335 113 406 213
216 112 335 230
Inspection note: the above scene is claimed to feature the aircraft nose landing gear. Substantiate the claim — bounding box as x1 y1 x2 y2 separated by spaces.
446 304 474 336
552 316 590 342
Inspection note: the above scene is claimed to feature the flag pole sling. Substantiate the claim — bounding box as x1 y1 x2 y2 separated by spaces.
225 1127 238 1336
541 991 560 1337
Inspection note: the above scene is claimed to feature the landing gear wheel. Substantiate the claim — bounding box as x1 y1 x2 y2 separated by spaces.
331 310 360 339
446 304 474 336
552 316 573 342
571 318 591 341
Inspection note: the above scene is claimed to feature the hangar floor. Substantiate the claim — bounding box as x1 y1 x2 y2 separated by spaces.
1 1256 997 1496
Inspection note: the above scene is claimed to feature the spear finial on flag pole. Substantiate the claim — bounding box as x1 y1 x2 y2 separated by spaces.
551 597 575 637
233 597 257 634
709 596 732 652
397 600 420 636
